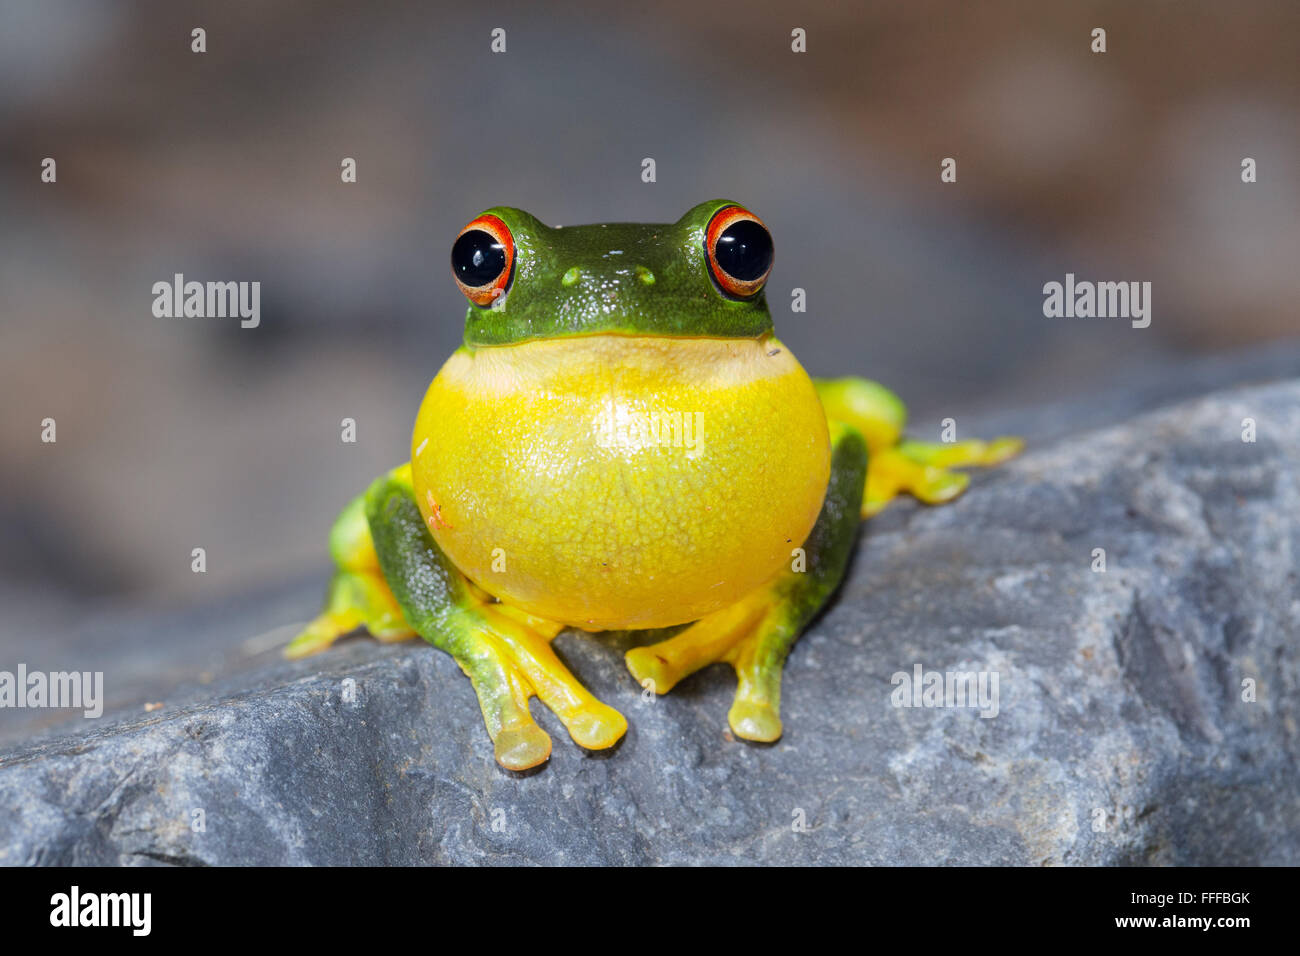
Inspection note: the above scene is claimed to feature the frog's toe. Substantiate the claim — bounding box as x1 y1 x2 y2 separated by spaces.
897 436 1025 468
863 431 1034 517
978 435 1025 464
286 569 414 658
727 697 783 743
625 597 766 696
444 618 556 771
726 617 805 742
862 447 970 517
493 724 553 772
625 593 798 742
906 463 970 505
471 604 628 754
860 435 1023 515
286 611 359 659
563 706 628 751
623 646 677 695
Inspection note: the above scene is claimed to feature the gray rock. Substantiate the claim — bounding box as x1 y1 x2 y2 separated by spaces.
1 380 1298 865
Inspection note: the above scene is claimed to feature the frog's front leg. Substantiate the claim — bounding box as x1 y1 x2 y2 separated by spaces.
814 377 1022 517
356 469 627 770
625 421 867 741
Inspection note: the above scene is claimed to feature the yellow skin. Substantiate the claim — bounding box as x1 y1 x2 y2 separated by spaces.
288 201 1021 770
412 335 829 630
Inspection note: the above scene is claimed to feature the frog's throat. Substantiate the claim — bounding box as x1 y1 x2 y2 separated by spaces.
443 332 798 394
410 332 829 629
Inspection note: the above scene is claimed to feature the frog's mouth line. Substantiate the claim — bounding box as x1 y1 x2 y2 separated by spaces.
465 328 781 350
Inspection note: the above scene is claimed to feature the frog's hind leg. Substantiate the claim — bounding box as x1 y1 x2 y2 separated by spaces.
625 421 867 741
814 377 1022 517
286 473 416 659
363 469 627 771
286 569 414 658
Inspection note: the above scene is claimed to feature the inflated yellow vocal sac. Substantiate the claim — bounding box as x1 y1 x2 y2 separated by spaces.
412 334 830 630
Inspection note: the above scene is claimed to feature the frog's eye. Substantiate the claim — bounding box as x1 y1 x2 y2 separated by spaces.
704 205 774 299
451 214 515 306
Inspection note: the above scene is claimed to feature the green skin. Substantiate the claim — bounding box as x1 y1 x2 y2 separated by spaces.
292 200 1016 770
465 199 772 344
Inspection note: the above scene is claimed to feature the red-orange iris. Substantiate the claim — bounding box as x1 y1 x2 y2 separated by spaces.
451 214 514 306
704 205 773 298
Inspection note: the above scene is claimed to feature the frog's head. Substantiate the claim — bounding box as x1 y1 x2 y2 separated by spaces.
449 199 775 346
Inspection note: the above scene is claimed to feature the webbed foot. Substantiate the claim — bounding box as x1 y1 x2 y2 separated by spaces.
814 376 1022 517
286 569 415 658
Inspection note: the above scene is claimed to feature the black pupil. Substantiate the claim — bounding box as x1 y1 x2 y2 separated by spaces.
714 219 773 283
451 229 506 287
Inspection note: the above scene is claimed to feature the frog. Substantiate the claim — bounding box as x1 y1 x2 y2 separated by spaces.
286 200 1022 771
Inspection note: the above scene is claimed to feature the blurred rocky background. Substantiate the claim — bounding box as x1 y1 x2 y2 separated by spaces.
1 1 1297 655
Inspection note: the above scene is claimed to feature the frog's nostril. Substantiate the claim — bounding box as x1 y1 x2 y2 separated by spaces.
560 265 653 289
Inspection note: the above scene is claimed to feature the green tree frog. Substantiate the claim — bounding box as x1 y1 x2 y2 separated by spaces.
287 200 1021 770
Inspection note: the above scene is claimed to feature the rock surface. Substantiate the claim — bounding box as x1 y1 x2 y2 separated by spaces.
1 380 1298 865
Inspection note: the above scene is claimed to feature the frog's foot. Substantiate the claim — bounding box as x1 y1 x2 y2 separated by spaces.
814 376 1022 518
286 569 415 659
455 601 628 767
896 436 1024 469
625 591 789 741
364 472 626 771
861 437 1023 517
287 482 417 659
626 421 868 741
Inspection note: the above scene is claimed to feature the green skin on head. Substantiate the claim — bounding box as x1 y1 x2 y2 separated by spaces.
463 199 773 345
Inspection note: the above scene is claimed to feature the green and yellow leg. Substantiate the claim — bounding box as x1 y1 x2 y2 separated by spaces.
814 376 1022 517
357 469 626 770
287 471 417 658
626 420 868 741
